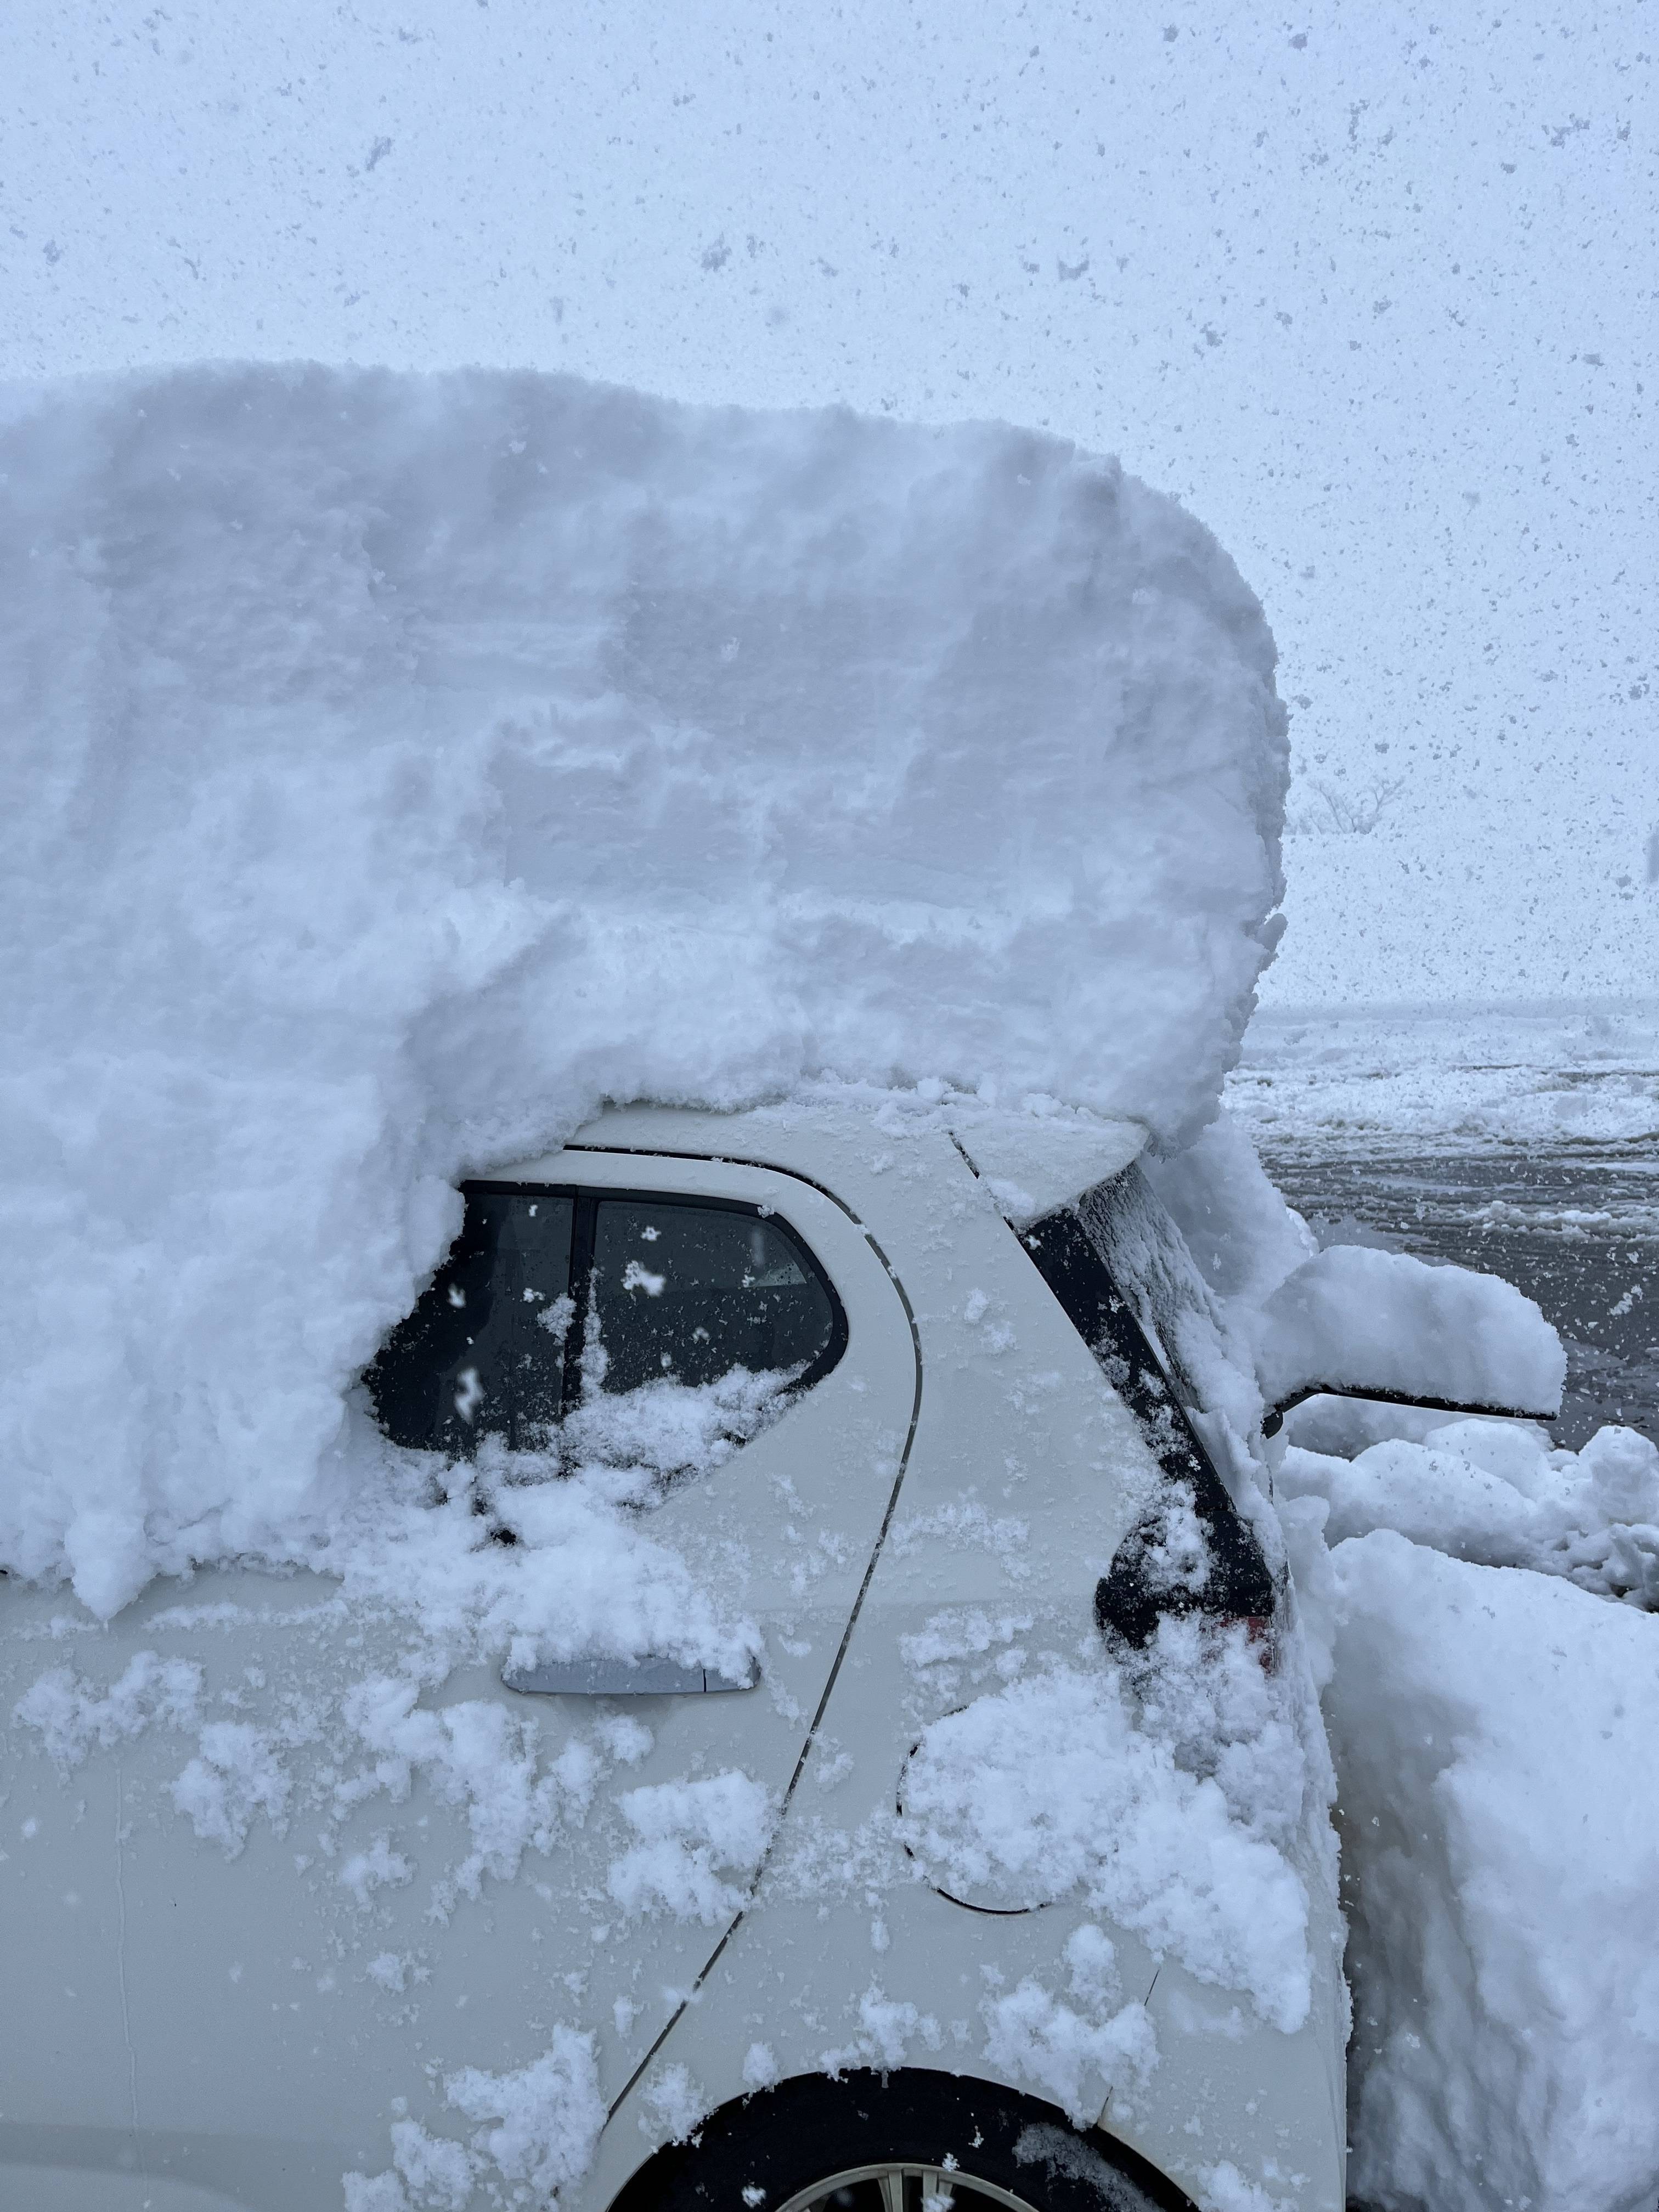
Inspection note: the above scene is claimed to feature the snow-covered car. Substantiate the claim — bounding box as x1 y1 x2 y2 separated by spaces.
4 1097 1356 2212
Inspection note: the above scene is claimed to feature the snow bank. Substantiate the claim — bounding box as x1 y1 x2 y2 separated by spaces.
1279 1419 1659 1607
1327 1532 1659 2212
0 362 1288 1616
1153 1109 1659 2210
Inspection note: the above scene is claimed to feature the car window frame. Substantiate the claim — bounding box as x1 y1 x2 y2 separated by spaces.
372 1179 850 1454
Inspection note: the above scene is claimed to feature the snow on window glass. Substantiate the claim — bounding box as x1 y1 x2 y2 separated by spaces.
365 1189 840 1481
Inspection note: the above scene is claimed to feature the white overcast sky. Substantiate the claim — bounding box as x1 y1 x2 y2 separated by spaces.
4 0 1655 1006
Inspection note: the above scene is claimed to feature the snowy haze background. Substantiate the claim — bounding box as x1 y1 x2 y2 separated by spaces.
4 0 1655 1009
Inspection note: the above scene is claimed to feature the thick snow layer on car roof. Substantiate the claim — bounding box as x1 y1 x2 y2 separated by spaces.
1 362 1286 1614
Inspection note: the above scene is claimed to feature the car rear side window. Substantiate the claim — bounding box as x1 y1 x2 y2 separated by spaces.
365 1184 844 1458
588 1200 839 1395
366 1192 574 1455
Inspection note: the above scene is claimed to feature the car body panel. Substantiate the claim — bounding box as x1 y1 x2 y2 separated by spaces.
583 1114 1345 2212
3 1143 917 2205
2 1102 1346 2212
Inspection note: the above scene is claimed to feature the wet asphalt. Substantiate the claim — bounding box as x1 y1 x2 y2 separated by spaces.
1259 1148 1659 1452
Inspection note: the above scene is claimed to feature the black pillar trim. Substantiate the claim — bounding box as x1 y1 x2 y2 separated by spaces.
1019 1209 1276 1649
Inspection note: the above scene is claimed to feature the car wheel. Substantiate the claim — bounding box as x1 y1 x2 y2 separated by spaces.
613 2068 1192 2212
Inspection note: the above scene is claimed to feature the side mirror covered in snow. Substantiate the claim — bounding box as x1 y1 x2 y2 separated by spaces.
1255 1244 1566 1438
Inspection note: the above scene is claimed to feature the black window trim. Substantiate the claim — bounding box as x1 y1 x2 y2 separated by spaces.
441 1177 850 1430
1016 1198 1277 1648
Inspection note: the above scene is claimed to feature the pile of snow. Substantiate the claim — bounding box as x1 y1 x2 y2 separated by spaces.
1325 1532 1659 2212
1278 1405 1659 2210
1144 1111 1659 2212
1 361 1288 1619
1280 1417 1659 1608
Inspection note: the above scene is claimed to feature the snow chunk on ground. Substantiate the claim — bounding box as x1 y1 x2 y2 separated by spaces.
0 363 1287 1616
1328 1531 1659 2212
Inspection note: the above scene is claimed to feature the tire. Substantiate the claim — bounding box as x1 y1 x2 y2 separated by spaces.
611 2068 1194 2212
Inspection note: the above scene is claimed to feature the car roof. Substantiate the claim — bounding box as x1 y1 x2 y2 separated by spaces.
542 1094 1148 1228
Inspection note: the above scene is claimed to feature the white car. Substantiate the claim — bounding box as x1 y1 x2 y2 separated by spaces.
5 1100 1349 2212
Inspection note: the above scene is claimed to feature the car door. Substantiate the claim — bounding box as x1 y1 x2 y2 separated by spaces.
1 1147 918 2210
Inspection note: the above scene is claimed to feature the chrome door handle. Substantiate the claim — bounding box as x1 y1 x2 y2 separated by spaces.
502 1655 758 1696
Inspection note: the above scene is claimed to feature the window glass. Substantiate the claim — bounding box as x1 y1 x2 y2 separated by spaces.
366 1192 573 1453
364 1184 844 1465
589 1199 838 1396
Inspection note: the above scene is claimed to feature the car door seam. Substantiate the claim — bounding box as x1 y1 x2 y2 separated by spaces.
601 1224 924 2128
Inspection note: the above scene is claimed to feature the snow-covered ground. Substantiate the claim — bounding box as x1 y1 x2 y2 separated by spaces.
1233 1003 1659 1163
